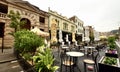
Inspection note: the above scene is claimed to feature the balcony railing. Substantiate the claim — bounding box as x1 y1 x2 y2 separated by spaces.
0 12 8 19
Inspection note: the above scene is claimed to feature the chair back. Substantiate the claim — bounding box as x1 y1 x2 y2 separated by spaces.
60 52 67 62
92 51 99 63
96 45 101 51
92 51 99 72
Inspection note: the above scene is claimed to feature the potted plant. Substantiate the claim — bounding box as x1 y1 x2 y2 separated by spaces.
14 30 44 71
98 56 120 72
33 45 59 72
105 36 118 58
14 30 44 55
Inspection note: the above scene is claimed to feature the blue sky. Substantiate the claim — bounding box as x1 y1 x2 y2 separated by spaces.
24 0 120 32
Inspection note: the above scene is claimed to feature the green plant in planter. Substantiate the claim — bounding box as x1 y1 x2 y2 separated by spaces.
33 45 59 72
108 36 115 43
108 36 116 50
109 43 116 50
23 53 32 61
103 57 117 66
14 30 44 55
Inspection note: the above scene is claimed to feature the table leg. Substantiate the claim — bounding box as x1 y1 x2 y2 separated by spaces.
85 48 87 54
73 57 81 72
70 56 72 72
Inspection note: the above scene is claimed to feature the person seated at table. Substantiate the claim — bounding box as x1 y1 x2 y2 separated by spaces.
87 48 91 55
84 42 88 46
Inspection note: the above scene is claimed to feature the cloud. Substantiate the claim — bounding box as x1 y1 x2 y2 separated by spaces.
24 0 120 32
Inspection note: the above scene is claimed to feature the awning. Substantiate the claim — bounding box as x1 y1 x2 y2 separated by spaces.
31 27 49 37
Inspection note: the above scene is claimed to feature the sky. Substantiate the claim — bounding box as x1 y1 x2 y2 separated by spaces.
24 0 120 32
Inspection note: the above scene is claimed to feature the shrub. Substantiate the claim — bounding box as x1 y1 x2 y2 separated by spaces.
14 30 44 55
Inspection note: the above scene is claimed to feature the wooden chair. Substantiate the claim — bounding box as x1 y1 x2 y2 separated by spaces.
79 45 85 53
83 51 99 72
60 52 74 72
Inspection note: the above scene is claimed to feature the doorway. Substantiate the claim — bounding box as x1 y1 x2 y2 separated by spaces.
20 18 31 30
0 22 5 52
0 22 5 38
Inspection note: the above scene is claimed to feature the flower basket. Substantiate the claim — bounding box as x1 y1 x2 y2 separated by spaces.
105 49 118 58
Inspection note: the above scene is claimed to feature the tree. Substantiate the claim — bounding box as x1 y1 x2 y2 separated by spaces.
115 33 119 40
89 27 94 44
8 10 26 32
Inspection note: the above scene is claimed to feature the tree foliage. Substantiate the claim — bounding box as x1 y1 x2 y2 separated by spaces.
8 10 26 32
14 30 44 54
89 29 94 44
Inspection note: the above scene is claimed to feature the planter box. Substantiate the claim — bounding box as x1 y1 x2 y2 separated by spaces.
14 49 36 72
98 56 120 72
105 50 118 58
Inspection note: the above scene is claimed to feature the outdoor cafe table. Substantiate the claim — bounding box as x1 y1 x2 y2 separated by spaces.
84 46 95 55
75 44 81 48
66 51 84 72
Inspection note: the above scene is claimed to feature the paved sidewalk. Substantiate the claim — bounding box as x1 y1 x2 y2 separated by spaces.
0 48 14 54
0 48 24 72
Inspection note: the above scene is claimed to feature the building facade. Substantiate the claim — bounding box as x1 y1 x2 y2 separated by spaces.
84 26 90 42
69 16 84 43
94 30 100 41
48 8 76 44
0 0 49 48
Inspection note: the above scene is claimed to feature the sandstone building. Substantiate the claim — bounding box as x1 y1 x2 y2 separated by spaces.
0 0 49 48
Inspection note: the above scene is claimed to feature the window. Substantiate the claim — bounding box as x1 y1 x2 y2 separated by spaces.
39 16 45 23
57 21 59 28
0 3 8 13
78 29 81 32
75 19 77 23
63 22 68 30
78 22 80 26
71 26 75 32
40 29 44 31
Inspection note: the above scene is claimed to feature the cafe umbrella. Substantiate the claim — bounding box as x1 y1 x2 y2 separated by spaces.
31 27 49 37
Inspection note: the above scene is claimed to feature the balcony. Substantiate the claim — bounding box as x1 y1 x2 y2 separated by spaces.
0 12 8 19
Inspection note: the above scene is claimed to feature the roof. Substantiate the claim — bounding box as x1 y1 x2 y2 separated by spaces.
5 0 49 16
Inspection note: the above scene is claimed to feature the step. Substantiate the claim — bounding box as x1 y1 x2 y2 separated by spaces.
0 53 17 63
0 60 23 72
